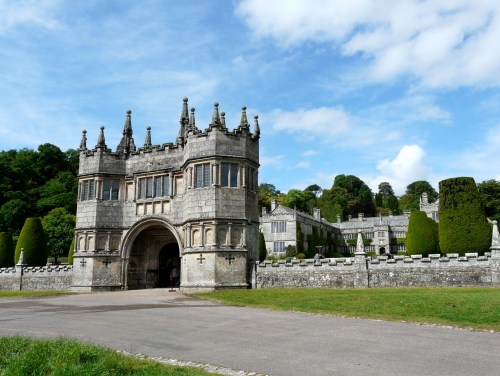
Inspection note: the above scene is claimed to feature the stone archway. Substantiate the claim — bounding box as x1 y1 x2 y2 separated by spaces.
121 218 183 290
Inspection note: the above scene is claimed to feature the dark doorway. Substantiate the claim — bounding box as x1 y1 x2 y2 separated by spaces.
379 247 386 255
159 243 180 288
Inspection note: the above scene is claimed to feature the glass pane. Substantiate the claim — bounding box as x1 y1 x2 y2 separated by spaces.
204 164 210 187
195 165 202 188
140 178 146 199
146 177 153 198
112 181 120 200
221 164 229 187
83 181 89 201
89 180 95 200
155 177 162 197
230 164 238 187
163 176 169 196
103 180 111 201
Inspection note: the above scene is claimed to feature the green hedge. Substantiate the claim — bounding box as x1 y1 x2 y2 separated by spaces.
14 218 49 266
68 236 75 265
439 177 491 256
258 232 266 262
406 211 438 255
0 232 15 268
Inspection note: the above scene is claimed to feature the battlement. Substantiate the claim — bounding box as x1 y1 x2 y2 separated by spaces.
253 251 498 289
78 99 260 176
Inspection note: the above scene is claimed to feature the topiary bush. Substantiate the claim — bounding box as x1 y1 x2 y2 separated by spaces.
406 211 438 255
67 236 75 265
14 218 49 266
258 232 266 262
0 232 15 268
439 177 491 256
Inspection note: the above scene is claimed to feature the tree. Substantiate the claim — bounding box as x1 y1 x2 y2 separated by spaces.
0 199 34 236
258 183 281 212
378 182 395 197
477 179 500 222
349 183 376 217
15 218 49 266
318 186 349 222
333 175 364 200
438 177 491 256
285 189 307 212
401 180 438 211
387 196 400 212
0 232 15 268
258 232 266 262
406 211 438 255
42 208 76 263
375 193 383 208
304 184 322 197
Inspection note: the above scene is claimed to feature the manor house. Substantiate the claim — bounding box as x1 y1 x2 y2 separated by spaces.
72 98 260 292
260 198 434 257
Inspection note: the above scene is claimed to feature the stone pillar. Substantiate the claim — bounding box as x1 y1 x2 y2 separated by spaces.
490 221 500 286
15 249 27 291
200 222 205 247
354 233 368 288
271 199 278 212
169 172 174 197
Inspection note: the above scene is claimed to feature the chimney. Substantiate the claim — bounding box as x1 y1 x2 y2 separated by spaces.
404 210 411 218
421 192 428 205
358 213 364 222
262 207 267 216
271 199 278 212
348 214 352 221
337 214 342 223
389 211 393 217
313 208 321 221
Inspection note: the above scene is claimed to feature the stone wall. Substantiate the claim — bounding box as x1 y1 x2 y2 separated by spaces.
253 252 499 289
0 265 73 291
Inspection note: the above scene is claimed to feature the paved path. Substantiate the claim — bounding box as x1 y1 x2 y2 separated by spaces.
0 289 499 376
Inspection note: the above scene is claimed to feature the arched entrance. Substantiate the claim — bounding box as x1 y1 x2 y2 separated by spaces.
121 218 183 290
159 243 180 288
379 247 386 255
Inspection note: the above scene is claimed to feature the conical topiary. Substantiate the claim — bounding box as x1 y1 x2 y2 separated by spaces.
406 211 438 255
68 236 75 265
0 232 15 268
14 218 49 266
438 177 491 256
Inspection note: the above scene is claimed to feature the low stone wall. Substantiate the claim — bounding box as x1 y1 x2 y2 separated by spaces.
253 252 500 289
0 265 73 291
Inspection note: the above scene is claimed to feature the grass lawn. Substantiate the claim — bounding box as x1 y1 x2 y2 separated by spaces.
195 287 500 331
0 337 216 376
0 290 74 299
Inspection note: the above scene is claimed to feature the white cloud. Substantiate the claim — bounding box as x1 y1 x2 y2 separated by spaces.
270 106 351 140
260 154 285 169
0 0 61 34
301 150 317 156
237 0 500 89
295 161 310 169
363 145 433 195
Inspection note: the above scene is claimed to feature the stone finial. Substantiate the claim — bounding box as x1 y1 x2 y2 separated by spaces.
240 106 249 127
211 102 221 124
253 115 260 137
220 111 226 128
177 98 189 145
79 130 87 151
17 249 26 265
96 126 106 148
144 126 152 147
355 233 365 255
189 107 196 128
124 110 132 133
180 97 189 122
491 220 500 250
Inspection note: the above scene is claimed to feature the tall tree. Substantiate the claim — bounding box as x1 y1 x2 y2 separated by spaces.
477 179 500 222
42 208 76 263
285 189 307 212
400 180 438 211
439 177 491 256
378 182 395 197
258 183 281 212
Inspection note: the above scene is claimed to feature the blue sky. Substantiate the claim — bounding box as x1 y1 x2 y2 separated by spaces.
1 0 499 195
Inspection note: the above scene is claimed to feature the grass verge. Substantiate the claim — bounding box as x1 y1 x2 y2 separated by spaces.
195 287 500 331
0 290 74 299
0 337 215 376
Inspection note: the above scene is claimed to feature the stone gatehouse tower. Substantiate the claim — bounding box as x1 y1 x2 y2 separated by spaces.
72 98 260 293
